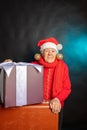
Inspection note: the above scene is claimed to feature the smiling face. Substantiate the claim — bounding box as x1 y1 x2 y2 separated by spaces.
42 48 57 63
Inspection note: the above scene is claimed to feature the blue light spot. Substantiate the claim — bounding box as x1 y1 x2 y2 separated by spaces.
63 34 87 72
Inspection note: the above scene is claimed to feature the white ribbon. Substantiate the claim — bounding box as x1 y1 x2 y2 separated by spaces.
0 62 42 76
0 62 14 77
16 65 27 106
16 62 42 72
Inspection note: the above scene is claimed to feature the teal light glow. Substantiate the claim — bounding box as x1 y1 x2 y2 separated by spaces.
63 34 87 72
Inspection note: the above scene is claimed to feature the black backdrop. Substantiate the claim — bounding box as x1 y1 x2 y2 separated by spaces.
0 0 87 129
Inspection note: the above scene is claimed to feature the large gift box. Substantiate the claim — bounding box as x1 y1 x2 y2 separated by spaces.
0 62 43 108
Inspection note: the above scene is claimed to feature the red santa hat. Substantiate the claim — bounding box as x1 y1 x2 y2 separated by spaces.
37 37 62 53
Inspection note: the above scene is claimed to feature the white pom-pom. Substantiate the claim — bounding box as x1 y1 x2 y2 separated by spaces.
57 44 63 50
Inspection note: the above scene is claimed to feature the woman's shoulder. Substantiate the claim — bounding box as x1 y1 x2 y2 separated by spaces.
58 59 69 68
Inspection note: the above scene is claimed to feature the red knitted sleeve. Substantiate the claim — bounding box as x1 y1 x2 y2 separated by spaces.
56 63 71 106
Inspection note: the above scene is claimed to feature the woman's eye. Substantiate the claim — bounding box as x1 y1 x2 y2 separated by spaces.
45 50 49 52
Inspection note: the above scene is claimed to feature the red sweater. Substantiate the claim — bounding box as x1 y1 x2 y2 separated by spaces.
32 59 71 107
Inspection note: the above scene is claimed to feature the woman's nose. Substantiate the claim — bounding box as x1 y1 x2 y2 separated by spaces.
48 51 52 55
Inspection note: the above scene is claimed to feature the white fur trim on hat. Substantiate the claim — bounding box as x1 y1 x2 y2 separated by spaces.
40 42 58 53
40 42 63 53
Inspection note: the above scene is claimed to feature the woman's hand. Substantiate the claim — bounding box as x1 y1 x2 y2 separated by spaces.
49 98 61 114
3 59 13 62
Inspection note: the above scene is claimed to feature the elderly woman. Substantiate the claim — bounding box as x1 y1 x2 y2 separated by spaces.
33 37 71 130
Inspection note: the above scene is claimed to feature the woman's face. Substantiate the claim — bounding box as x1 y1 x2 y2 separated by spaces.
42 48 57 63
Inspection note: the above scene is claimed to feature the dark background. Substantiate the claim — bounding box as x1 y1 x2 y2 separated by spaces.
0 0 87 129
